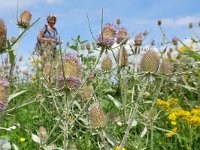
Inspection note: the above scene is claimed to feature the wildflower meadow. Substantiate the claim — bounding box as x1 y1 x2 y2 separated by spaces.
0 10 200 150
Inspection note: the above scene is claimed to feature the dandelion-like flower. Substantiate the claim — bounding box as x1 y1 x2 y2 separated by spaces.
58 53 81 89
116 27 128 44
17 10 32 28
96 23 117 49
101 54 113 72
0 77 9 112
88 103 106 128
0 19 7 52
117 46 128 67
140 49 160 72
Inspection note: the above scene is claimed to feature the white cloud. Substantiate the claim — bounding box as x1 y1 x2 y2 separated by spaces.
133 15 200 28
163 16 200 27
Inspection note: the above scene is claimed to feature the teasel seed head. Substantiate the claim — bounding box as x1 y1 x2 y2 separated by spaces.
58 53 81 89
140 49 160 72
18 10 32 28
159 58 173 74
157 20 162 26
101 54 113 72
134 33 143 46
172 37 178 45
79 85 94 102
0 19 7 52
88 103 106 129
117 46 128 67
0 77 9 112
116 19 121 25
116 27 128 44
96 23 117 49
37 127 48 142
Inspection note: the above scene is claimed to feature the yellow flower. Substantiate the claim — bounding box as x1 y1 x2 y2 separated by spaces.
165 132 174 137
20 137 25 142
179 45 193 53
114 146 126 150
171 121 177 125
168 112 177 120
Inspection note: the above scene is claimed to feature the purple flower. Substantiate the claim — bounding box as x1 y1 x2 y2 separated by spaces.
116 27 128 44
96 23 117 49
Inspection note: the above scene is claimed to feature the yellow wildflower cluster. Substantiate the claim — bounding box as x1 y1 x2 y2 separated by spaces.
168 107 200 127
165 127 178 137
179 45 193 53
156 98 179 111
114 146 126 150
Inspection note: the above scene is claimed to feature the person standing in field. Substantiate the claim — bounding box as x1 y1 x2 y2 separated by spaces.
35 14 60 58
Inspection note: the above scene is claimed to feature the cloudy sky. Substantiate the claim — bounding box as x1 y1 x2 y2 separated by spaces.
1 0 200 58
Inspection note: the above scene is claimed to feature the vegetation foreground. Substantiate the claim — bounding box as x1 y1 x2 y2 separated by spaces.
0 10 200 150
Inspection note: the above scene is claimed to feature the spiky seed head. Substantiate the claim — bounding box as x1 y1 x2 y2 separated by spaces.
143 110 155 129
188 22 193 28
134 33 143 46
85 43 90 50
0 77 9 112
101 54 113 72
159 59 173 74
116 27 128 44
96 23 117 49
117 46 128 67
0 19 7 52
116 19 121 25
172 37 178 45
59 53 81 78
79 85 94 102
10 36 16 44
37 127 48 142
80 43 85 50
57 54 81 89
157 20 162 26
140 50 160 72
88 103 106 128
18 10 32 28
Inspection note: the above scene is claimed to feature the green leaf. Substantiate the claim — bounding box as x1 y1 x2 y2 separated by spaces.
8 90 28 103
107 94 122 109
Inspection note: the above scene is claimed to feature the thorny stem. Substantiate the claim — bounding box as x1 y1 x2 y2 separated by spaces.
119 77 148 149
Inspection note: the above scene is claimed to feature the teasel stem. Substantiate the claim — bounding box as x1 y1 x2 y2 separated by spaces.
149 76 165 150
97 129 110 150
119 77 148 149
63 90 69 150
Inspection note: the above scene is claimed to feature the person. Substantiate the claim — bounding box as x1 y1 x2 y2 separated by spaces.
35 14 60 58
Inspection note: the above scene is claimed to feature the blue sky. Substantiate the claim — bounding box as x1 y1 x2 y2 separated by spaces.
1 0 200 59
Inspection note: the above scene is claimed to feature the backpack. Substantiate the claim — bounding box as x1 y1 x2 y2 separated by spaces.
35 25 58 55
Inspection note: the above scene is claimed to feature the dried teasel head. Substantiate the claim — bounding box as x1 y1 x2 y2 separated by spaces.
0 19 7 53
79 85 94 102
101 53 113 72
0 77 9 112
140 49 160 72
159 58 173 74
117 46 128 67
37 127 48 142
88 103 106 129
18 10 32 28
